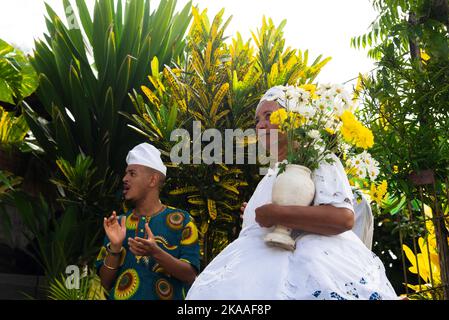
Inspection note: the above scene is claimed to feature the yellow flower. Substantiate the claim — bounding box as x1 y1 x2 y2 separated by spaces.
377 180 388 196
370 180 388 206
420 50 430 62
393 165 399 173
357 126 375 149
340 111 374 149
325 127 335 135
402 204 449 298
289 112 305 129
403 237 441 288
269 108 288 126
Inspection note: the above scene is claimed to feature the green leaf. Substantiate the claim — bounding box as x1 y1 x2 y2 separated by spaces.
0 38 38 103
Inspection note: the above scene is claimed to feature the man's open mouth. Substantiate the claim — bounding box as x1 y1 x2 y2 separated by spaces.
123 185 130 195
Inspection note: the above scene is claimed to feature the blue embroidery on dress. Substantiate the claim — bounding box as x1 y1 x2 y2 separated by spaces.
369 292 382 300
312 290 321 298
330 292 347 300
359 277 367 285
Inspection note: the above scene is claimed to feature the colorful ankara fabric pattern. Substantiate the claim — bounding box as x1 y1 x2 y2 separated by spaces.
95 207 200 300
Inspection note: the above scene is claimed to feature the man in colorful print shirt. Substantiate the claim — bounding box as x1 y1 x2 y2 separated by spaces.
95 143 200 300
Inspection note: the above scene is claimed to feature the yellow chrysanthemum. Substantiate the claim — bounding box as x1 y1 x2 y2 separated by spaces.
340 111 374 149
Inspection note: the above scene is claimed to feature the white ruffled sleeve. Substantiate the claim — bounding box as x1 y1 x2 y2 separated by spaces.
312 154 355 213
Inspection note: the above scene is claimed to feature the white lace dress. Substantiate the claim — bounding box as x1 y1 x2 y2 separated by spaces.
186 156 398 300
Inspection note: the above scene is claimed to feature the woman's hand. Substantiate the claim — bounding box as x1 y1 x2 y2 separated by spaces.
128 223 161 257
103 211 126 250
255 203 281 227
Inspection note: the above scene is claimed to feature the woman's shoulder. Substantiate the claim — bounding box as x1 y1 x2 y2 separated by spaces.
312 153 345 178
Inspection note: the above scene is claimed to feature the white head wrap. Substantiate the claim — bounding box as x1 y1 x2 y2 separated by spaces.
126 143 167 176
256 85 293 114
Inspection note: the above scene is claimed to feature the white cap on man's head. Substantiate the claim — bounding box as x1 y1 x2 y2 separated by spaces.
126 143 167 176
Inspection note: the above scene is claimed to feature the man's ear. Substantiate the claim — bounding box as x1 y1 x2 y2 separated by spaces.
148 171 160 188
148 173 156 188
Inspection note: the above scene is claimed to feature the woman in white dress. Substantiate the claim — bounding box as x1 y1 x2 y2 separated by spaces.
186 88 398 300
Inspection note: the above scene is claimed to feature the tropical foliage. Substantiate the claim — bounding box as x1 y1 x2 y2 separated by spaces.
47 271 105 300
0 106 29 152
26 0 191 171
0 38 38 166
353 0 449 297
0 38 38 271
125 8 331 265
1 0 192 287
3 0 431 301
0 38 38 106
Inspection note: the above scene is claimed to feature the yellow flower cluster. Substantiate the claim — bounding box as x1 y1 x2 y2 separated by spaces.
340 111 374 149
269 109 303 130
269 108 288 126
370 180 388 206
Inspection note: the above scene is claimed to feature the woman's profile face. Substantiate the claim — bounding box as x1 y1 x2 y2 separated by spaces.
255 100 287 151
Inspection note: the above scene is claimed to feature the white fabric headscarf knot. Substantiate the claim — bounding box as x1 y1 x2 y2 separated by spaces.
126 143 167 176
256 85 298 114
